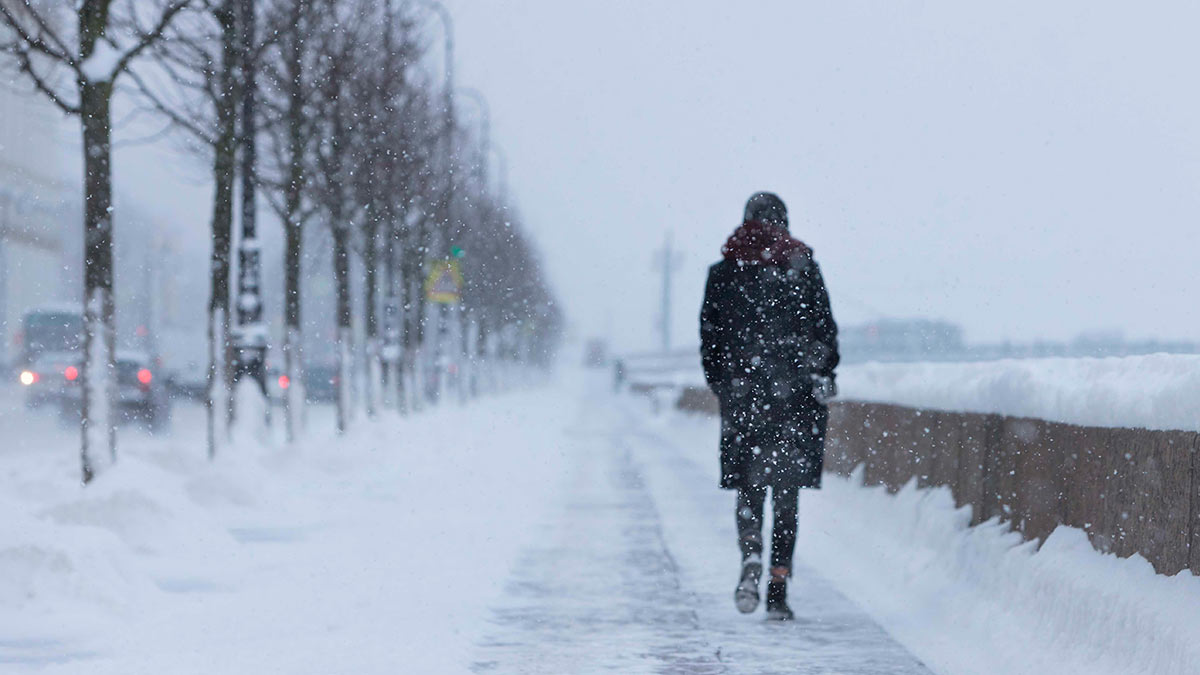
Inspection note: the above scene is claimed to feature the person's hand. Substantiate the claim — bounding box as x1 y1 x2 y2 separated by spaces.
811 374 836 404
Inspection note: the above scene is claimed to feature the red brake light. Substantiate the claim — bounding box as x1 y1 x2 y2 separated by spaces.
278 374 290 389
19 370 37 386
137 368 153 385
64 366 78 381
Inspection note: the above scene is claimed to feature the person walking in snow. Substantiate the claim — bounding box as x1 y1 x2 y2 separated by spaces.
700 192 839 620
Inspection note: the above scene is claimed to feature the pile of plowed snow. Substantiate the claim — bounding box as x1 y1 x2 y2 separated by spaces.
801 469 1200 675
839 354 1200 431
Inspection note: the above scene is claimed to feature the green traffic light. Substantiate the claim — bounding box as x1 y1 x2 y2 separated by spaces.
451 246 465 258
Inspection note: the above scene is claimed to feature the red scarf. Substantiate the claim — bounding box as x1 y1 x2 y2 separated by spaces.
721 220 809 265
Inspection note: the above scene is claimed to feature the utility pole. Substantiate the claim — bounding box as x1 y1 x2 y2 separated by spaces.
232 0 267 400
655 231 681 353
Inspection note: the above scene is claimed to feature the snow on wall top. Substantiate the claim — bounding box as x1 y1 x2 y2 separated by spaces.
838 354 1200 432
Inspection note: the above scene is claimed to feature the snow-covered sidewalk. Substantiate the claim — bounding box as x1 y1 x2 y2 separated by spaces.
473 387 928 673
0 389 570 673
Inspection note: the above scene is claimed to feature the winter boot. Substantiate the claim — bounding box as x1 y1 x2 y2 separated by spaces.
734 554 762 614
765 581 794 621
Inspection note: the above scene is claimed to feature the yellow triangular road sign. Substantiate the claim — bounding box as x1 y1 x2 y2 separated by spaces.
425 260 463 304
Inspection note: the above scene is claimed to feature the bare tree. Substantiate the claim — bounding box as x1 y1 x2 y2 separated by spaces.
348 3 425 417
125 0 240 460
259 0 318 442
0 0 188 482
309 0 373 433
390 87 440 413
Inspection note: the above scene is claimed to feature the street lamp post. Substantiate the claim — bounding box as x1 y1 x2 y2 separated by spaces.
406 0 456 403
456 87 490 189
490 144 508 204
232 0 267 404
453 87 491 400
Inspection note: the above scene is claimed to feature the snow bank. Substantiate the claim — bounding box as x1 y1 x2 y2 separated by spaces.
800 469 1200 675
654 395 1200 674
839 354 1200 431
0 386 571 673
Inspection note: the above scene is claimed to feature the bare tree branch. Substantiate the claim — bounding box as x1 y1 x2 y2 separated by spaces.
12 48 79 112
111 0 190 77
0 1 76 65
124 65 214 143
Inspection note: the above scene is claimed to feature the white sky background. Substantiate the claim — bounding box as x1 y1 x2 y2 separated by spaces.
444 0 1200 350
46 1 1200 354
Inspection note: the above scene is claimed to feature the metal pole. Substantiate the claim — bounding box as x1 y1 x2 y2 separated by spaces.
658 231 676 353
232 0 267 397
456 87 489 189
490 145 508 203
453 87 490 401
407 0 455 402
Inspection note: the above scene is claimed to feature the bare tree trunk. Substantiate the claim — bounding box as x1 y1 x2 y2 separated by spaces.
2 0 190 480
383 226 400 411
333 226 351 434
281 2 305 443
282 219 302 442
395 235 412 414
474 314 487 396
403 221 429 411
206 0 237 460
362 228 379 418
79 79 116 483
416 219 434 407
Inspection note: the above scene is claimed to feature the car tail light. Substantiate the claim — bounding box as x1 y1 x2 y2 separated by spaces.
19 370 37 386
137 368 153 385
278 374 290 389
64 366 79 381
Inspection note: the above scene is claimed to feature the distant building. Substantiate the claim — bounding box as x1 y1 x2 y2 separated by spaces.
0 81 79 368
840 318 966 363
840 318 1197 364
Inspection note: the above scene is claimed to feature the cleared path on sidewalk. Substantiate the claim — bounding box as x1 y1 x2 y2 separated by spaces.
472 382 930 674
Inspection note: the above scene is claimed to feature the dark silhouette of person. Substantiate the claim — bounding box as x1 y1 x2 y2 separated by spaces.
700 191 839 620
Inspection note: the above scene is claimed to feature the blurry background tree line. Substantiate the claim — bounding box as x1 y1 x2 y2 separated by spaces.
0 0 561 483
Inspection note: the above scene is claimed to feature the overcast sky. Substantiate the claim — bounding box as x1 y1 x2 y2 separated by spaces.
438 0 1200 350
93 1 1200 354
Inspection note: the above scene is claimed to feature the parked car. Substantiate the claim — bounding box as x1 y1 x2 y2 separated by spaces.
53 351 172 431
303 363 339 403
19 351 81 409
115 352 171 431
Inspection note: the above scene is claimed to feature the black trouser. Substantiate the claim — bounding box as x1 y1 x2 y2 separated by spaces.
736 486 798 572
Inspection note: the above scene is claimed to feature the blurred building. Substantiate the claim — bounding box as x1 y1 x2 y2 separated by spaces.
840 318 966 363
0 78 80 368
840 318 1197 364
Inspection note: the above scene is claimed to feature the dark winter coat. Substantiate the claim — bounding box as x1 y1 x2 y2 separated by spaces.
700 220 839 490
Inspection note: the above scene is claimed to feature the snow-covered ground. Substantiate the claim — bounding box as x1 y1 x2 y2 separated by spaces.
649 407 1200 675
0 387 569 673
2 372 1198 673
